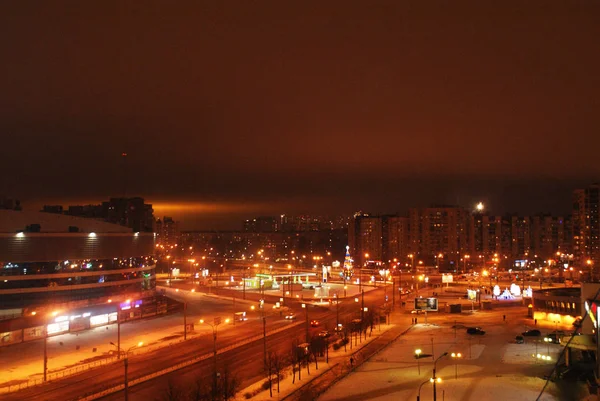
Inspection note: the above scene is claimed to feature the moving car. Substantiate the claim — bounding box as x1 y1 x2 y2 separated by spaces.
285 313 296 320
522 329 541 337
466 327 485 335
310 319 320 327
318 330 330 338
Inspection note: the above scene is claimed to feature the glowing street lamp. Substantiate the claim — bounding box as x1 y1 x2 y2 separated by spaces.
451 352 462 379
415 349 422 374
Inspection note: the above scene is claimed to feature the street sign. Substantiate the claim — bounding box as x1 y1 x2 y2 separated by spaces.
414 297 438 311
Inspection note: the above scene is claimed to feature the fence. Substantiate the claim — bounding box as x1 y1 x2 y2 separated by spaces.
76 321 304 401
0 319 303 398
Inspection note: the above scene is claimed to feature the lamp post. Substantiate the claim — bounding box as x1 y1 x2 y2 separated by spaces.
415 349 422 375
200 317 229 396
432 352 448 401
361 289 365 322
43 325 48 382
111 341 143 401
409 254 415 273
451 352 462 379
417 378 440 401
463 255 470 274
188 259 196 284
302 303 309 343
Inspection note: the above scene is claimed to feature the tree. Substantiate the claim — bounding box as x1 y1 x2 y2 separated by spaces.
189 365 240 401
162 379 186 401
269 351 284 393
291 338 301 383
219 365 240 401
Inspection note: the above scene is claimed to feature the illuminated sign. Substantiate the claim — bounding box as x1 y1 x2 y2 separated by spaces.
414 298 438 311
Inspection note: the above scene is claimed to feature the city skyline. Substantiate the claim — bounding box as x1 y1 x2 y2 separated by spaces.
18 178 600 231
1 2 599 231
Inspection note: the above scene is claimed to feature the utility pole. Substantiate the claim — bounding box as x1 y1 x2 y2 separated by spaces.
433 352 448 401
263 313 267 369
243 272 246 300
124 356 129 401
302 303 309 343
43 327 48 382
117 308 121 359
336 298 340 328
392 275 396 309
183 301 187 340
361 289 365 321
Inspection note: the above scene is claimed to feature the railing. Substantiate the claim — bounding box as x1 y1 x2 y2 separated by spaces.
76 321 304 401
0 319 303 397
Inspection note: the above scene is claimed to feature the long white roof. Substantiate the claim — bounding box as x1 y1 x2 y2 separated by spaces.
0 210 131 233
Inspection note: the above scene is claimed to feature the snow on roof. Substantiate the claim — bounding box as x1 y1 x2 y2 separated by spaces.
0 210 131 233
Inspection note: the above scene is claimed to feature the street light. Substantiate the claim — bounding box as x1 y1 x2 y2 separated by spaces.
110 341 143 401
451 352 462 379
415 349 422 374
417 378 441 401
302 303 309 342
200 317 230 396
432 352 448 401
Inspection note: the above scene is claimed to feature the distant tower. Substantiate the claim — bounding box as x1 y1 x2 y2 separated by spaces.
342 245 354 279
121 152 128 197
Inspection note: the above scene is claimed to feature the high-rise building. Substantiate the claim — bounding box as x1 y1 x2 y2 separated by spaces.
408 206 469 265
573 184 600 266
382 216 409 263
156 216 180 246
348 213 383 266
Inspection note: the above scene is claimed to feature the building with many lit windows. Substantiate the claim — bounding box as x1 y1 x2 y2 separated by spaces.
0 210 156 313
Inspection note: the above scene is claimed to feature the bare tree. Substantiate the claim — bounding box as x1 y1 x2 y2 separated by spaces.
269 351 284 393
161 379 187 401
220 365 240 401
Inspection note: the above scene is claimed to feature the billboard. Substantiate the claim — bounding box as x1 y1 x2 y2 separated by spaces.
442 274 453 283
414 297 438 311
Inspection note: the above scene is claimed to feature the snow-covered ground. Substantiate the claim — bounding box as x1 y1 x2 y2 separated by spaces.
319 309 567 401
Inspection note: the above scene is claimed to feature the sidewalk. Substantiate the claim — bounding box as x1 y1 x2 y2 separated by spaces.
234 309 414 401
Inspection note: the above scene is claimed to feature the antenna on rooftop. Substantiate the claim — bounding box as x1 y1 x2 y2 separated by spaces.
121 152 128 198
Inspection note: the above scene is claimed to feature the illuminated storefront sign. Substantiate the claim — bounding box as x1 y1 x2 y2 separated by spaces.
90 314 109 326
47 321 69 335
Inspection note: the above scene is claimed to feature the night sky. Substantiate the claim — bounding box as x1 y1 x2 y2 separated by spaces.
1 2 599 229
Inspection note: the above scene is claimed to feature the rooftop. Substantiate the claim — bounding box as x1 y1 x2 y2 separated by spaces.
0 210 132 234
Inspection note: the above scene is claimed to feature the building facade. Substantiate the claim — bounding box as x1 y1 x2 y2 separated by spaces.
0 210 156 311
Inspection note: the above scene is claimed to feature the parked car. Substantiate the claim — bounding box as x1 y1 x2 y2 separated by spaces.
545 332 563 344
310 320 320 327
333 325 344 333
515 335 524 344
318 330 330 338
522 329 541 337
466 327 486 335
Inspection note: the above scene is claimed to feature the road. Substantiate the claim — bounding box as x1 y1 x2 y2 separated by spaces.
0 289 254 387
2 286 390 401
